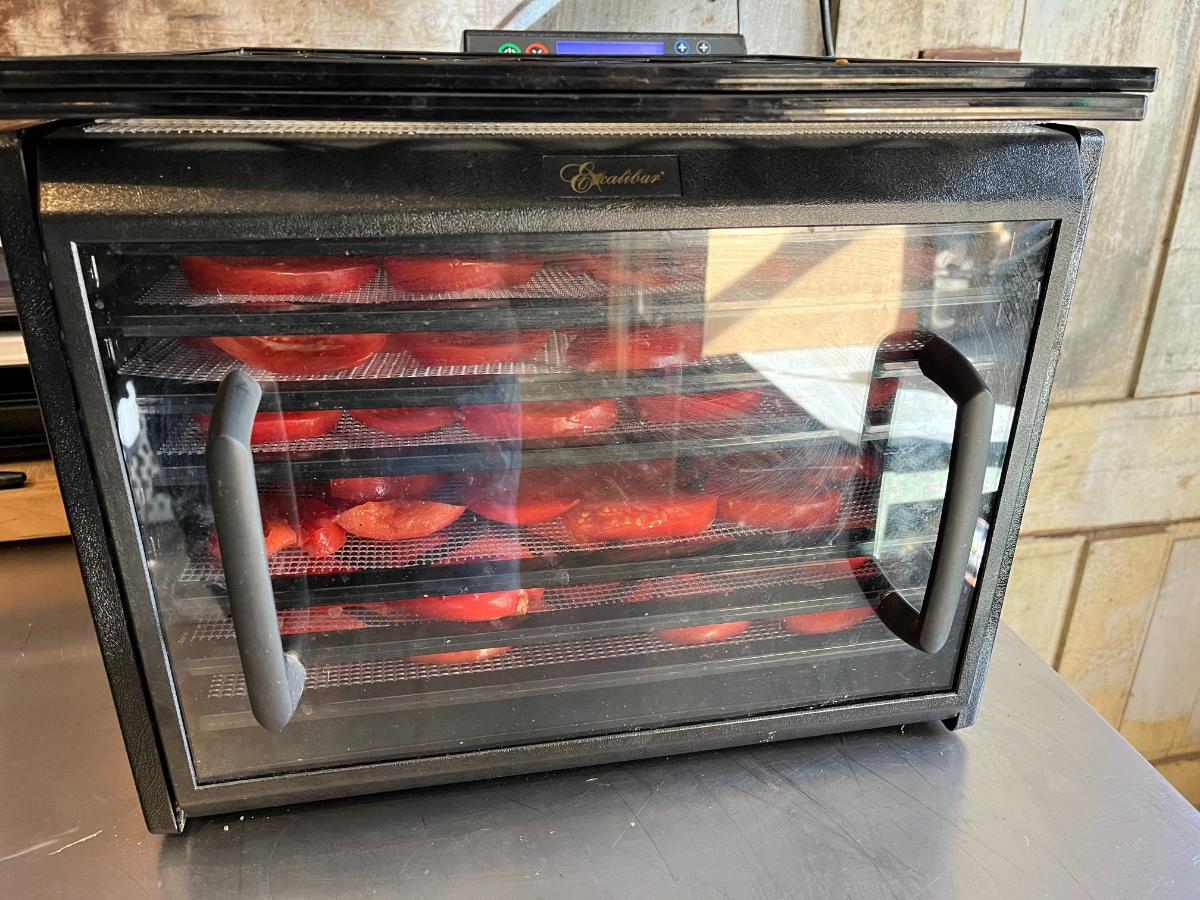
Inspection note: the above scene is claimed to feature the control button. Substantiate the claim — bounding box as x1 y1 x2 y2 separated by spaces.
674 39 690 55
697 40 711 54
525 42 549 54
498 42 522 54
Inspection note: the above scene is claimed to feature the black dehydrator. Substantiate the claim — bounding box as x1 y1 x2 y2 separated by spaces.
0 50 1153 832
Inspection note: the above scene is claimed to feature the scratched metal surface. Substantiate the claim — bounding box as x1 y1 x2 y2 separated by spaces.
3 539 1199 899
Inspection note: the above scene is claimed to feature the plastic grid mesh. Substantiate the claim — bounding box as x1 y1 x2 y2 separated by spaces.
179 480 878 585
119 331 577 382
183 558 881 642
137 267 703 308
205 617 890 698
154 390 816 457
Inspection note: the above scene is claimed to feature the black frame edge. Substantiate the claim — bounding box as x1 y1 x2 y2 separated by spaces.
948 124 1104 730
0 129 182 833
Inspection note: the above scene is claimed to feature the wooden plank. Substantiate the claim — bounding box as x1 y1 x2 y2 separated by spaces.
1021 0 1200 402
1023 395 1200 533
1136 117 1200 398
1120 536 1200 758
1056 532 1171 726
835 0 1023 58
0 458 69 542
1155 757 1200 806
0 2 735 56
999 535 1085 664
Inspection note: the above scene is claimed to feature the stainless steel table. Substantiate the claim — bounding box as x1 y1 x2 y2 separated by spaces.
3 539 1199 899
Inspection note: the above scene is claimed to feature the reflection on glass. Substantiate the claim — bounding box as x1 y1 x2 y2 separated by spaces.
89 221 1049 779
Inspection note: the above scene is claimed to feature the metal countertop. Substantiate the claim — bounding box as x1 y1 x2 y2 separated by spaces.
3 538 1198 898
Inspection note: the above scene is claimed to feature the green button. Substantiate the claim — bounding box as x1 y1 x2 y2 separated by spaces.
498 43 521 54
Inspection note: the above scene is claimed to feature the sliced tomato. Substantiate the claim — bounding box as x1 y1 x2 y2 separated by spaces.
335 499 465 541
563 494 717 543
279 605 368 636
441 532 533 565
194 409 342 445
717 488 841 532
407 646 513 666
632 389 763 424
210 333 387 376
562 254 677 288
867 377 900 409
384 256 540 293
567 324 704 371
382 588 542 622
467 494 579 526
386 330 551 366
349 406 459 437
783 606 875 635
328 474 447 502
655 621 751 646
182 256 379 295
460 398 619 440
291 498 347 559
208 511 297 562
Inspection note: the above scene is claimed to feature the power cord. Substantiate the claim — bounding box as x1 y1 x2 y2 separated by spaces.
819 0 837 57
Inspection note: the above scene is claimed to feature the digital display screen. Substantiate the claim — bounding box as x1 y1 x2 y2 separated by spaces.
554 39 666 55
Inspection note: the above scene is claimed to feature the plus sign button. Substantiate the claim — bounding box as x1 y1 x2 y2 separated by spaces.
697 40 711 54
674 39 690 54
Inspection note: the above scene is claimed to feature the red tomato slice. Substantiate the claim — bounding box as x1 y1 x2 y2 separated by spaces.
208 511 297 562
460 398 619 440
380 588 542 622
279 605 368 636
563 494 717 542
386 330 551 366
335 499 465 541
567 324 704 371
182 256 379 295
632 389 764 424
561 254 677 288
291 498 347 559
655 621 751 646
467 494 579 526
210 333 387 376
328 474 447 502
717 488 841 532
867 377 900 409
349 406 459 437
194 409 342 445
783 606 875 635
407 646 513 666
384 256 540 293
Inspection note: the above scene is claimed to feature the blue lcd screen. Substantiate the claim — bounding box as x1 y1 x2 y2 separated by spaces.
554 40 666 55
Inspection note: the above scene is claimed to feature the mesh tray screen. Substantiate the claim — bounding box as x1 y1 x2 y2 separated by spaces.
205 618 892 698
180 481 879 584
184 559 882 642
138 267 704 308
154 391 823 457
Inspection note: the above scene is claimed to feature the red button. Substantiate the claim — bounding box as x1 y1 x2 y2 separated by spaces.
525 43 549 54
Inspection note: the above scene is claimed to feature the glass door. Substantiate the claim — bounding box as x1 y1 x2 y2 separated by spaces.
86 220 1049 781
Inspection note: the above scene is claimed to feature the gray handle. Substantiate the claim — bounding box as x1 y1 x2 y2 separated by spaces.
874 334 995 654
206 370 305 731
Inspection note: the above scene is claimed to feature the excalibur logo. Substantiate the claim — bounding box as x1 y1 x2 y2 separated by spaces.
558 160 667 194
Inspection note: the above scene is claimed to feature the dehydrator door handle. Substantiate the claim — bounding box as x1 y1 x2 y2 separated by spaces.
206 369 305 731
873 333 995 655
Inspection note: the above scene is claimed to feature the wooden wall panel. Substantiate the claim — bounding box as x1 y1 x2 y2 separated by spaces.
1000 535 1085 664
1020 0 1200 403
1135 118 1200 399
1055 532 1171 726
834 0 1022 58
1022 395 1200 533
1119 536 1200 759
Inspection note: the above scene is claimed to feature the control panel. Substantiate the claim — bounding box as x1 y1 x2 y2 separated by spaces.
463 30 747 57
